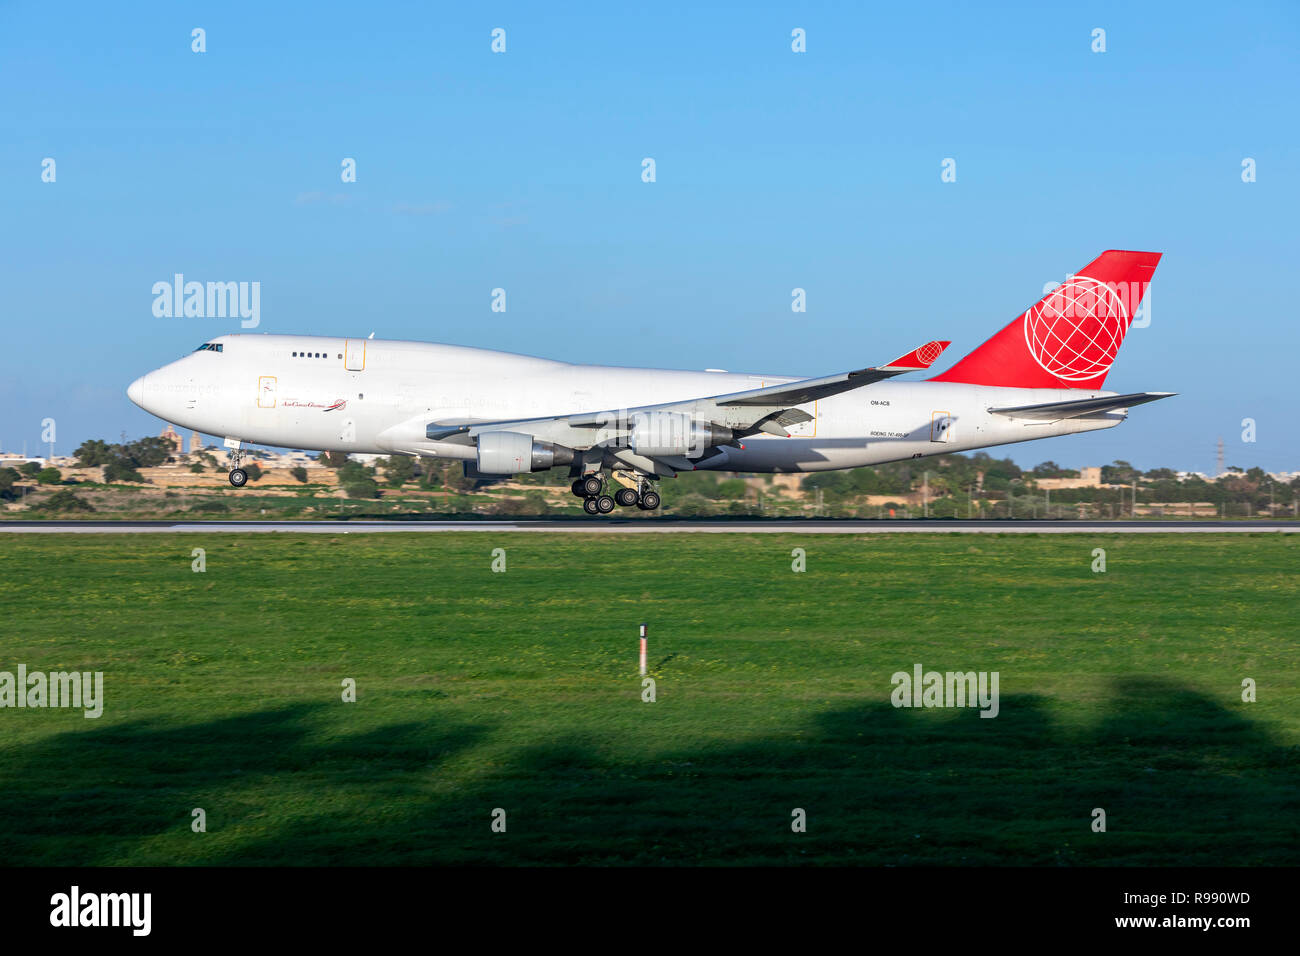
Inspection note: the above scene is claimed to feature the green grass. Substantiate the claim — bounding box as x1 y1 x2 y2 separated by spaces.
0 533 1296 866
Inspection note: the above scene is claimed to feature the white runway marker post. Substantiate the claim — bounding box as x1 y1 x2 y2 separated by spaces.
639 623 647 676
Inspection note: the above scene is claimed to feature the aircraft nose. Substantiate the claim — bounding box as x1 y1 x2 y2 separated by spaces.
127 375 147 409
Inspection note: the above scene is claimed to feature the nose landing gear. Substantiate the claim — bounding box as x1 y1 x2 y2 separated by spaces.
227 446 248 488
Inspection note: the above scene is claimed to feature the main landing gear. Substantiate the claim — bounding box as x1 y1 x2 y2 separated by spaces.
572 476 615 514
571 472 660 515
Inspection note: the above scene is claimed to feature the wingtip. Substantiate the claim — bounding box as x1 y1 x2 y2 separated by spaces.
881 339 951 371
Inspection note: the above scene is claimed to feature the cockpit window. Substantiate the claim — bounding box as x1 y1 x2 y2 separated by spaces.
194 343 224 352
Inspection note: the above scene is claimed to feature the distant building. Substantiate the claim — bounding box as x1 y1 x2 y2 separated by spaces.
189 431 204 455
160 425 183 454
1034 466 1103 490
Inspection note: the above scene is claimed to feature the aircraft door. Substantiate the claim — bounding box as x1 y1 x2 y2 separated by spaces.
930 411 953 442
345 340 366 371
258 376 277 408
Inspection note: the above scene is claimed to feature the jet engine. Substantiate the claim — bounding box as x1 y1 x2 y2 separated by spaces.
628 412 733 457
476 431 574 474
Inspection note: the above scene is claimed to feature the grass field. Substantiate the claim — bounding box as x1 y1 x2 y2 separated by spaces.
0 533 1296 866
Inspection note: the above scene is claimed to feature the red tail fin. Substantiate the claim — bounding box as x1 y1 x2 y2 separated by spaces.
929 250 1161 390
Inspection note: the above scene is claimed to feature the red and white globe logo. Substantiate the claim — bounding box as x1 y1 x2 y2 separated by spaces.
1022 277 1129 382
915 340 945 365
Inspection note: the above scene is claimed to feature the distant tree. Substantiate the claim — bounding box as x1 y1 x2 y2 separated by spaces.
714 478 748 500
18 461 41 477
243 462 264 482
35 467 61 485
76 435 175 480
380 455 416 487
190 462 206 473
102 461 145 483
447 464 476 492
337 460 374 484
320 451 350 468
801 472 851 493
37 490 95 513
290 466 308 483
344 477 380 499
0 467 19 500
1101 460 1139 484
981 455 1023 482
117 437 173 468
75 439 114 467
1144 467 1177 480
670 494 712 517
929 497 960 518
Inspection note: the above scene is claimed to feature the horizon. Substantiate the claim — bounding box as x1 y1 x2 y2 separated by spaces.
4 431 1290 482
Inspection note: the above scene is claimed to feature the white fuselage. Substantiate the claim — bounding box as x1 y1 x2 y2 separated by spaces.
128 334 1124 472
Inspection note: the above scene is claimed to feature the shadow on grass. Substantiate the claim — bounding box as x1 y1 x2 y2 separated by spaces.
1 679 1295 865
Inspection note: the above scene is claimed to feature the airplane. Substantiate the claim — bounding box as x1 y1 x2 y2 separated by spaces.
127 249 1171 515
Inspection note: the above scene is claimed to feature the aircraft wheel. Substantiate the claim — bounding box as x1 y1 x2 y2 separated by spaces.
614 488 639 507
571 479 587 498
582 497 600 515
228 468 248 488
639 490 660 511
596 495 616 514
581 475 604 497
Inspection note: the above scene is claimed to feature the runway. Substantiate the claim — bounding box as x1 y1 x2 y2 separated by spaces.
2 519 1296 534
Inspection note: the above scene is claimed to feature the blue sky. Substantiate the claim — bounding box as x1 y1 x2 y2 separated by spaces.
3 1 1297 472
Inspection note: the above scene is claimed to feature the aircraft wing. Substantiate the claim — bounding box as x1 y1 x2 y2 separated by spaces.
989 391 1176 421
711 340 952 408
424 340 951 474
560 339 950 431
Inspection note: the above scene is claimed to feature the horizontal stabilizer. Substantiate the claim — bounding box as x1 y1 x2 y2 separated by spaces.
989 391 1175 421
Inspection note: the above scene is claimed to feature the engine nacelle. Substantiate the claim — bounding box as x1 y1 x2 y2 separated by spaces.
476 431 574 474
628 412 733 457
